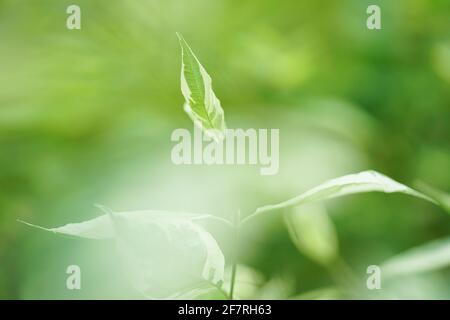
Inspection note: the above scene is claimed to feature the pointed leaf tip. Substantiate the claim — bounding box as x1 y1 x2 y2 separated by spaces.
178 34 227 141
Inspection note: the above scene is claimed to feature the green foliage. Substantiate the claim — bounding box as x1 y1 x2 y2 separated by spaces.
243 170 435 224
2 0 449 300
21 206 225 299
381 237 450 279
19 43 450 300
177 33 227 141
284 204 338 266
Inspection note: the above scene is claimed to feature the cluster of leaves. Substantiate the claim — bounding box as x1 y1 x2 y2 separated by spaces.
21 35 450 299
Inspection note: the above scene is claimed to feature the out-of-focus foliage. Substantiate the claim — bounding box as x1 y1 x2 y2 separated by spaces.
381 236 450 279
20 206 226 299
0 0 449 299
285 204 339 266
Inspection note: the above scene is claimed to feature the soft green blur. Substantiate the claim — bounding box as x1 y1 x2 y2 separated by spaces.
0 0 449 299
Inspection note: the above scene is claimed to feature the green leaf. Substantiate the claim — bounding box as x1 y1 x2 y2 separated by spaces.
284 204 338 266
242 170 436 224
20 206 225 299
381 236 450 278
177 33 227 141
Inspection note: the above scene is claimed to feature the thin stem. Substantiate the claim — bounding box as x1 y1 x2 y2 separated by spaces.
229 261 238 300
229 209 241 300
212 282 230 300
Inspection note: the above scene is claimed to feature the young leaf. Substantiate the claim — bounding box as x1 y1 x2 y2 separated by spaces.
19 206 226 299
242 170 436 224
284 204 338 266
177 33 227 141
381 236 450 278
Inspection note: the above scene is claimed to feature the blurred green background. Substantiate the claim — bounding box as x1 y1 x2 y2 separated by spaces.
0 0 449 299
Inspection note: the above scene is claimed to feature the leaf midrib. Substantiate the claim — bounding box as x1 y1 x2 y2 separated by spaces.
183 43 216 131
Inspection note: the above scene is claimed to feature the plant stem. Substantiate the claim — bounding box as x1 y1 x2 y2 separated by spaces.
229 260 238 300
213 282 231 300
229 210 241 300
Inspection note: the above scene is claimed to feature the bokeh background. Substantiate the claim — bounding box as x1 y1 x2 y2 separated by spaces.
0 0 449 299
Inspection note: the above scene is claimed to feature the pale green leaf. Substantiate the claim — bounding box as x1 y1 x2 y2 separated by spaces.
284 204 338 266
110 212 225 299
242 170 436 224
177 33 226 141
381 237 450 278
20 206 226 299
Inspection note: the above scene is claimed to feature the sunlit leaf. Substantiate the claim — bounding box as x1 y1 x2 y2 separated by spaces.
381 237 450 278
177 33 227 141
284 204 338 266
19 206 225 299
242 170 436 224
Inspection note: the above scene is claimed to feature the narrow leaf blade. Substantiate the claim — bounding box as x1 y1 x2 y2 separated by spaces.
243 170 436 224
